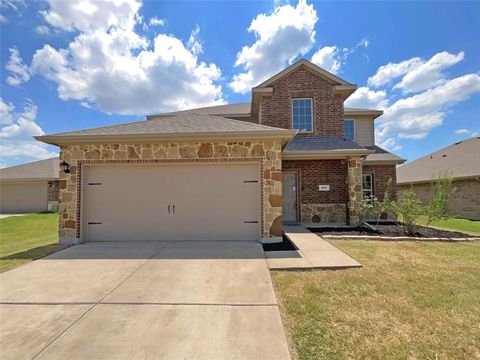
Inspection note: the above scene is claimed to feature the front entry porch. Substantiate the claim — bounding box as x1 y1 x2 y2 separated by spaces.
281 157 363 226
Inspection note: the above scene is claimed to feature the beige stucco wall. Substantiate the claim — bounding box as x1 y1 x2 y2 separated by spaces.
58 140 283 243
353 118 375 146
398 178 480 220
0 180 48 213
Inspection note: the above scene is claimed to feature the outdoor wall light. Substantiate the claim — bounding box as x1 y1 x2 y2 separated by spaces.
60 160 71 174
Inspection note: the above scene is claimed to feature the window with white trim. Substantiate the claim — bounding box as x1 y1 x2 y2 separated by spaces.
344 119 355 141
362 174 373 199
292 98 313 132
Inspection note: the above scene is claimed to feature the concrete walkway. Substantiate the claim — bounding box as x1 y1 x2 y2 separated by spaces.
0 213 28 219
266 226 361 270
0 241 290 360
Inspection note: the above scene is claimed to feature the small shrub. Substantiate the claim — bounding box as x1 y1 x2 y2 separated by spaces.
393 188 424 236
425 175 454 226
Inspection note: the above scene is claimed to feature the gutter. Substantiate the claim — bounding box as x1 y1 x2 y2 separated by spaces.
282 148 373 160
362 159 406 165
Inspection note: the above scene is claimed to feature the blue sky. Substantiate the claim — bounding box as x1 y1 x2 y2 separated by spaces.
1 0 479 167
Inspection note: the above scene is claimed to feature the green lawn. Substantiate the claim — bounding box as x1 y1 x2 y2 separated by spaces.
0 213 65 273
416 216 480 236
272 240 480 360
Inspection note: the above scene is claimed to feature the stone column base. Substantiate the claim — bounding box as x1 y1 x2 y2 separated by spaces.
59 238 81 246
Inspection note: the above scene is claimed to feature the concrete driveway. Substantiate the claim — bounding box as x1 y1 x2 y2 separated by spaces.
0 241 290 360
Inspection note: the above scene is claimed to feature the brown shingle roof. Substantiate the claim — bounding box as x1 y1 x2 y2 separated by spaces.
146 102 381 119
0 157 59 181
397 137 480 184
36 113 295 145
147 103 251 119
284 137 368 152
363 146 406 164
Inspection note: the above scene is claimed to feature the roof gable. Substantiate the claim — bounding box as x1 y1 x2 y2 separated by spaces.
254 58 353 89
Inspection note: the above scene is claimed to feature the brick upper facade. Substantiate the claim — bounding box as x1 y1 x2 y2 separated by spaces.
259 65 345 137
362 165 397 199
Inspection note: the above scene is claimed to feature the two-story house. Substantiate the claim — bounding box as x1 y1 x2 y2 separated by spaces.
37 59 405 245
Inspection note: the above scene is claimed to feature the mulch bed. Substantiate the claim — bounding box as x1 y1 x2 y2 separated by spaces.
312 223 477 239
262 235 297 251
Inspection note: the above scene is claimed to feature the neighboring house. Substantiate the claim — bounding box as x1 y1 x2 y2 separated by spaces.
36 59 405 244
397 137 480 220
0 157 60 214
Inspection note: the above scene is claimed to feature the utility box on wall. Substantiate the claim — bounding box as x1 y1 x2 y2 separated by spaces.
318 185 330 191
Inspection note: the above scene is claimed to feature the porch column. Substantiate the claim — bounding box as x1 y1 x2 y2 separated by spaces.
347 157 363 226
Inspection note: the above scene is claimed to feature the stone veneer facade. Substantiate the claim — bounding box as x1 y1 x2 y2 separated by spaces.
300 203 347 223
347 158 363 225
58 140 283 243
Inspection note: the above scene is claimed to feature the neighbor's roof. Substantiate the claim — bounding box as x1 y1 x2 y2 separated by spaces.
397 137 480 184
0 157 59 181
363 146 406 165
147 102 382 119
36 113 296 145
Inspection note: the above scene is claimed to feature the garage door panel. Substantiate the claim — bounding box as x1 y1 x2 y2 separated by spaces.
83 163 260 242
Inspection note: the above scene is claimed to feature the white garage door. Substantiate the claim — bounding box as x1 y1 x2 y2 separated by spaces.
0 181 48 213
83 163 261 241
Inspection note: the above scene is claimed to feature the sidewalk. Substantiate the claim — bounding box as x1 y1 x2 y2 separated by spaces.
266 226 361 270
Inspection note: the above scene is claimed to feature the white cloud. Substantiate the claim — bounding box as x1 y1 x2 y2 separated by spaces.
359 50 480 148
230 0 318 94
5 47 30 87
35 25 51 35
454 128 478 137
0 0 26 23
41 0 141 32
0 99 57 167
187 25 202 55
377 137 402 152
345 86 388 109
357 37 369 48
394 51 464 93
0 98 15 125
311 37 370 75
30 1 224 115
311 46 341 74
367 57 423 88
149 16 165 27
377 73 480 140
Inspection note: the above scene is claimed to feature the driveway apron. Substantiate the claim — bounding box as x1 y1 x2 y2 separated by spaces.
0 241 290 360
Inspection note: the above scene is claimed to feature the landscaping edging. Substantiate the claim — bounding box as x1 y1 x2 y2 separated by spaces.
321 234 480 242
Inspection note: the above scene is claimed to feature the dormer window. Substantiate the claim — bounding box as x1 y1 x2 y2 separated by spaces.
344 119 355 141
292 98 313 132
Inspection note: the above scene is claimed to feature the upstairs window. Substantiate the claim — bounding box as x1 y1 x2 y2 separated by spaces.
344 120 355 141
292 98 313 132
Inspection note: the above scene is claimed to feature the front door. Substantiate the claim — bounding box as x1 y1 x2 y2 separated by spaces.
282 173 298 222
